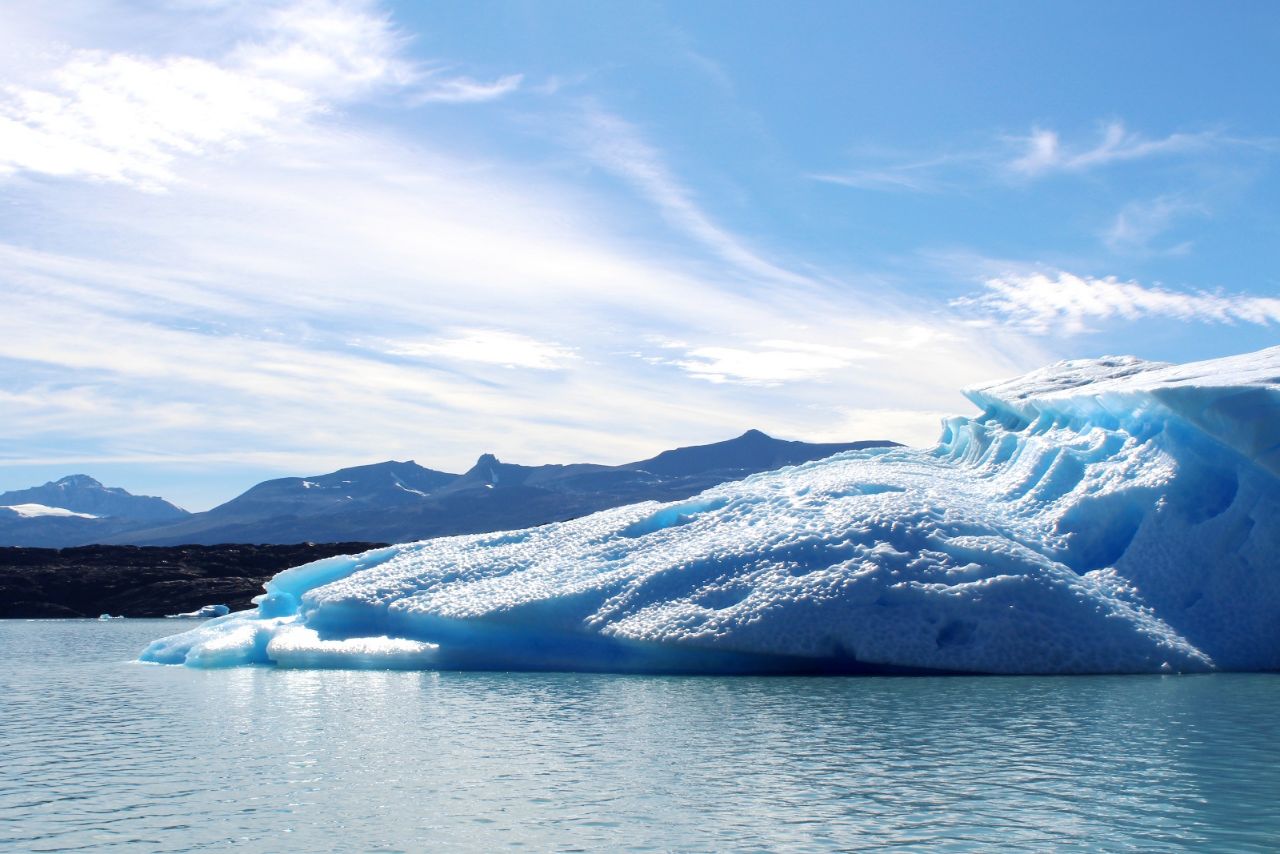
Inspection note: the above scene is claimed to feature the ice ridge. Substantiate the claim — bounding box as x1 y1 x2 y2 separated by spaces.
141 347 1280 674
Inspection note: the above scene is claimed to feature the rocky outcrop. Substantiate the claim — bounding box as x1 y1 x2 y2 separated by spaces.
0 543 382 618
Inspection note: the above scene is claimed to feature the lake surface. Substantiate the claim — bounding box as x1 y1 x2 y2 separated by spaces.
2 620 1277 852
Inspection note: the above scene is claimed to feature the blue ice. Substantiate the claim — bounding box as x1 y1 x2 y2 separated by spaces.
141 347 1280 674
164 604 231 619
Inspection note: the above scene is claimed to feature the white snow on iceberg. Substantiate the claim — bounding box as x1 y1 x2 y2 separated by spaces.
141 347 1280 674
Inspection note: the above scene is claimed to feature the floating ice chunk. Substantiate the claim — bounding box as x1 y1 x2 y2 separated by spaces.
141 614 290 667
165 604 231 619
142 347 1280 674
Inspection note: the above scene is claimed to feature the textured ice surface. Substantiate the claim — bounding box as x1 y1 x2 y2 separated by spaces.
142 347 1280 674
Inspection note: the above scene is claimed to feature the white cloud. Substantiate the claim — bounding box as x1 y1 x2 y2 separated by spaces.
661 340 880 385
0 126 1031 488
815 121 1241 195
578 109 814 287
808 152 972 194
810 169 936 193
1008 121 1213 178
0 0 516 190
1103 195 1205 254
414 72 523 104
954 271 1280 335
233 0 416 95
805 407 957 449
387 329 577 369
0 51 310 189
0 2 1043 507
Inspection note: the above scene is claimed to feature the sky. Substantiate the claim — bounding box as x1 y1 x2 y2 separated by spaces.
1 0 1277 511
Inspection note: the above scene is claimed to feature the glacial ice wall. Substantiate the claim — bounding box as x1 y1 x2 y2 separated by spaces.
141 347 1280 674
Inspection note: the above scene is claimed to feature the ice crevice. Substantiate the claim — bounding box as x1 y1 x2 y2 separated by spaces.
140 347 1280 674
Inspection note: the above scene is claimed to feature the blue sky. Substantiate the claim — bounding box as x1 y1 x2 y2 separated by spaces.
1 0 1277 510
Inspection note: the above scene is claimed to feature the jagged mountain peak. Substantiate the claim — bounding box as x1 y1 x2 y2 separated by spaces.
51 474 106 489
6 430 899 547
325 460 428 479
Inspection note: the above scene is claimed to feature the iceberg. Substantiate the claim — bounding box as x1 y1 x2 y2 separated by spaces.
141 347 1280 674
165 604 231 619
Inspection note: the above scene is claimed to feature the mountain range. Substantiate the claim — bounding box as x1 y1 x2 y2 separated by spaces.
0 430 896 548
0 475 188 548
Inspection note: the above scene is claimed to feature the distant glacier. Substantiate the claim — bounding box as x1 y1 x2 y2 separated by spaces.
142 347 1280 674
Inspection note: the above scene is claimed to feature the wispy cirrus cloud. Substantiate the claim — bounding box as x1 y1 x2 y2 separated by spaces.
578 109 815 287
1007 121 1216 178
814 121 1250 194
414 72 523 104
231 0 416 95
0 0 1048 507
1103 195 1207 255
0 50 312 190
0 0 518 190
809 167 936 194
953 271 1280 335
663 340 880 386
809 152 974 194
386 329 576 369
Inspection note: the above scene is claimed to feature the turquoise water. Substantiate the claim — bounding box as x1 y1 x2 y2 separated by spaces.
2 621 1277 852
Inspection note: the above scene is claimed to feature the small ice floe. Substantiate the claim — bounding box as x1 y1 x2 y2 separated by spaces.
165 604 231 619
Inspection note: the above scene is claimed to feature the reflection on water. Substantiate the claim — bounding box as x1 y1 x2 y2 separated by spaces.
1 621 1277 851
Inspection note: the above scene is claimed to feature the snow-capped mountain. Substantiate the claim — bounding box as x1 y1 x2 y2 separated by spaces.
0 432 895 547
0 476 190 548
0 475 187 521
112 431 895 545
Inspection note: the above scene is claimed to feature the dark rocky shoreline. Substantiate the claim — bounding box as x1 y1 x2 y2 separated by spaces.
0 543 383 619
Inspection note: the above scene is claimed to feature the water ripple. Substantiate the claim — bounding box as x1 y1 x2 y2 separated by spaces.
1 621 1278 851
